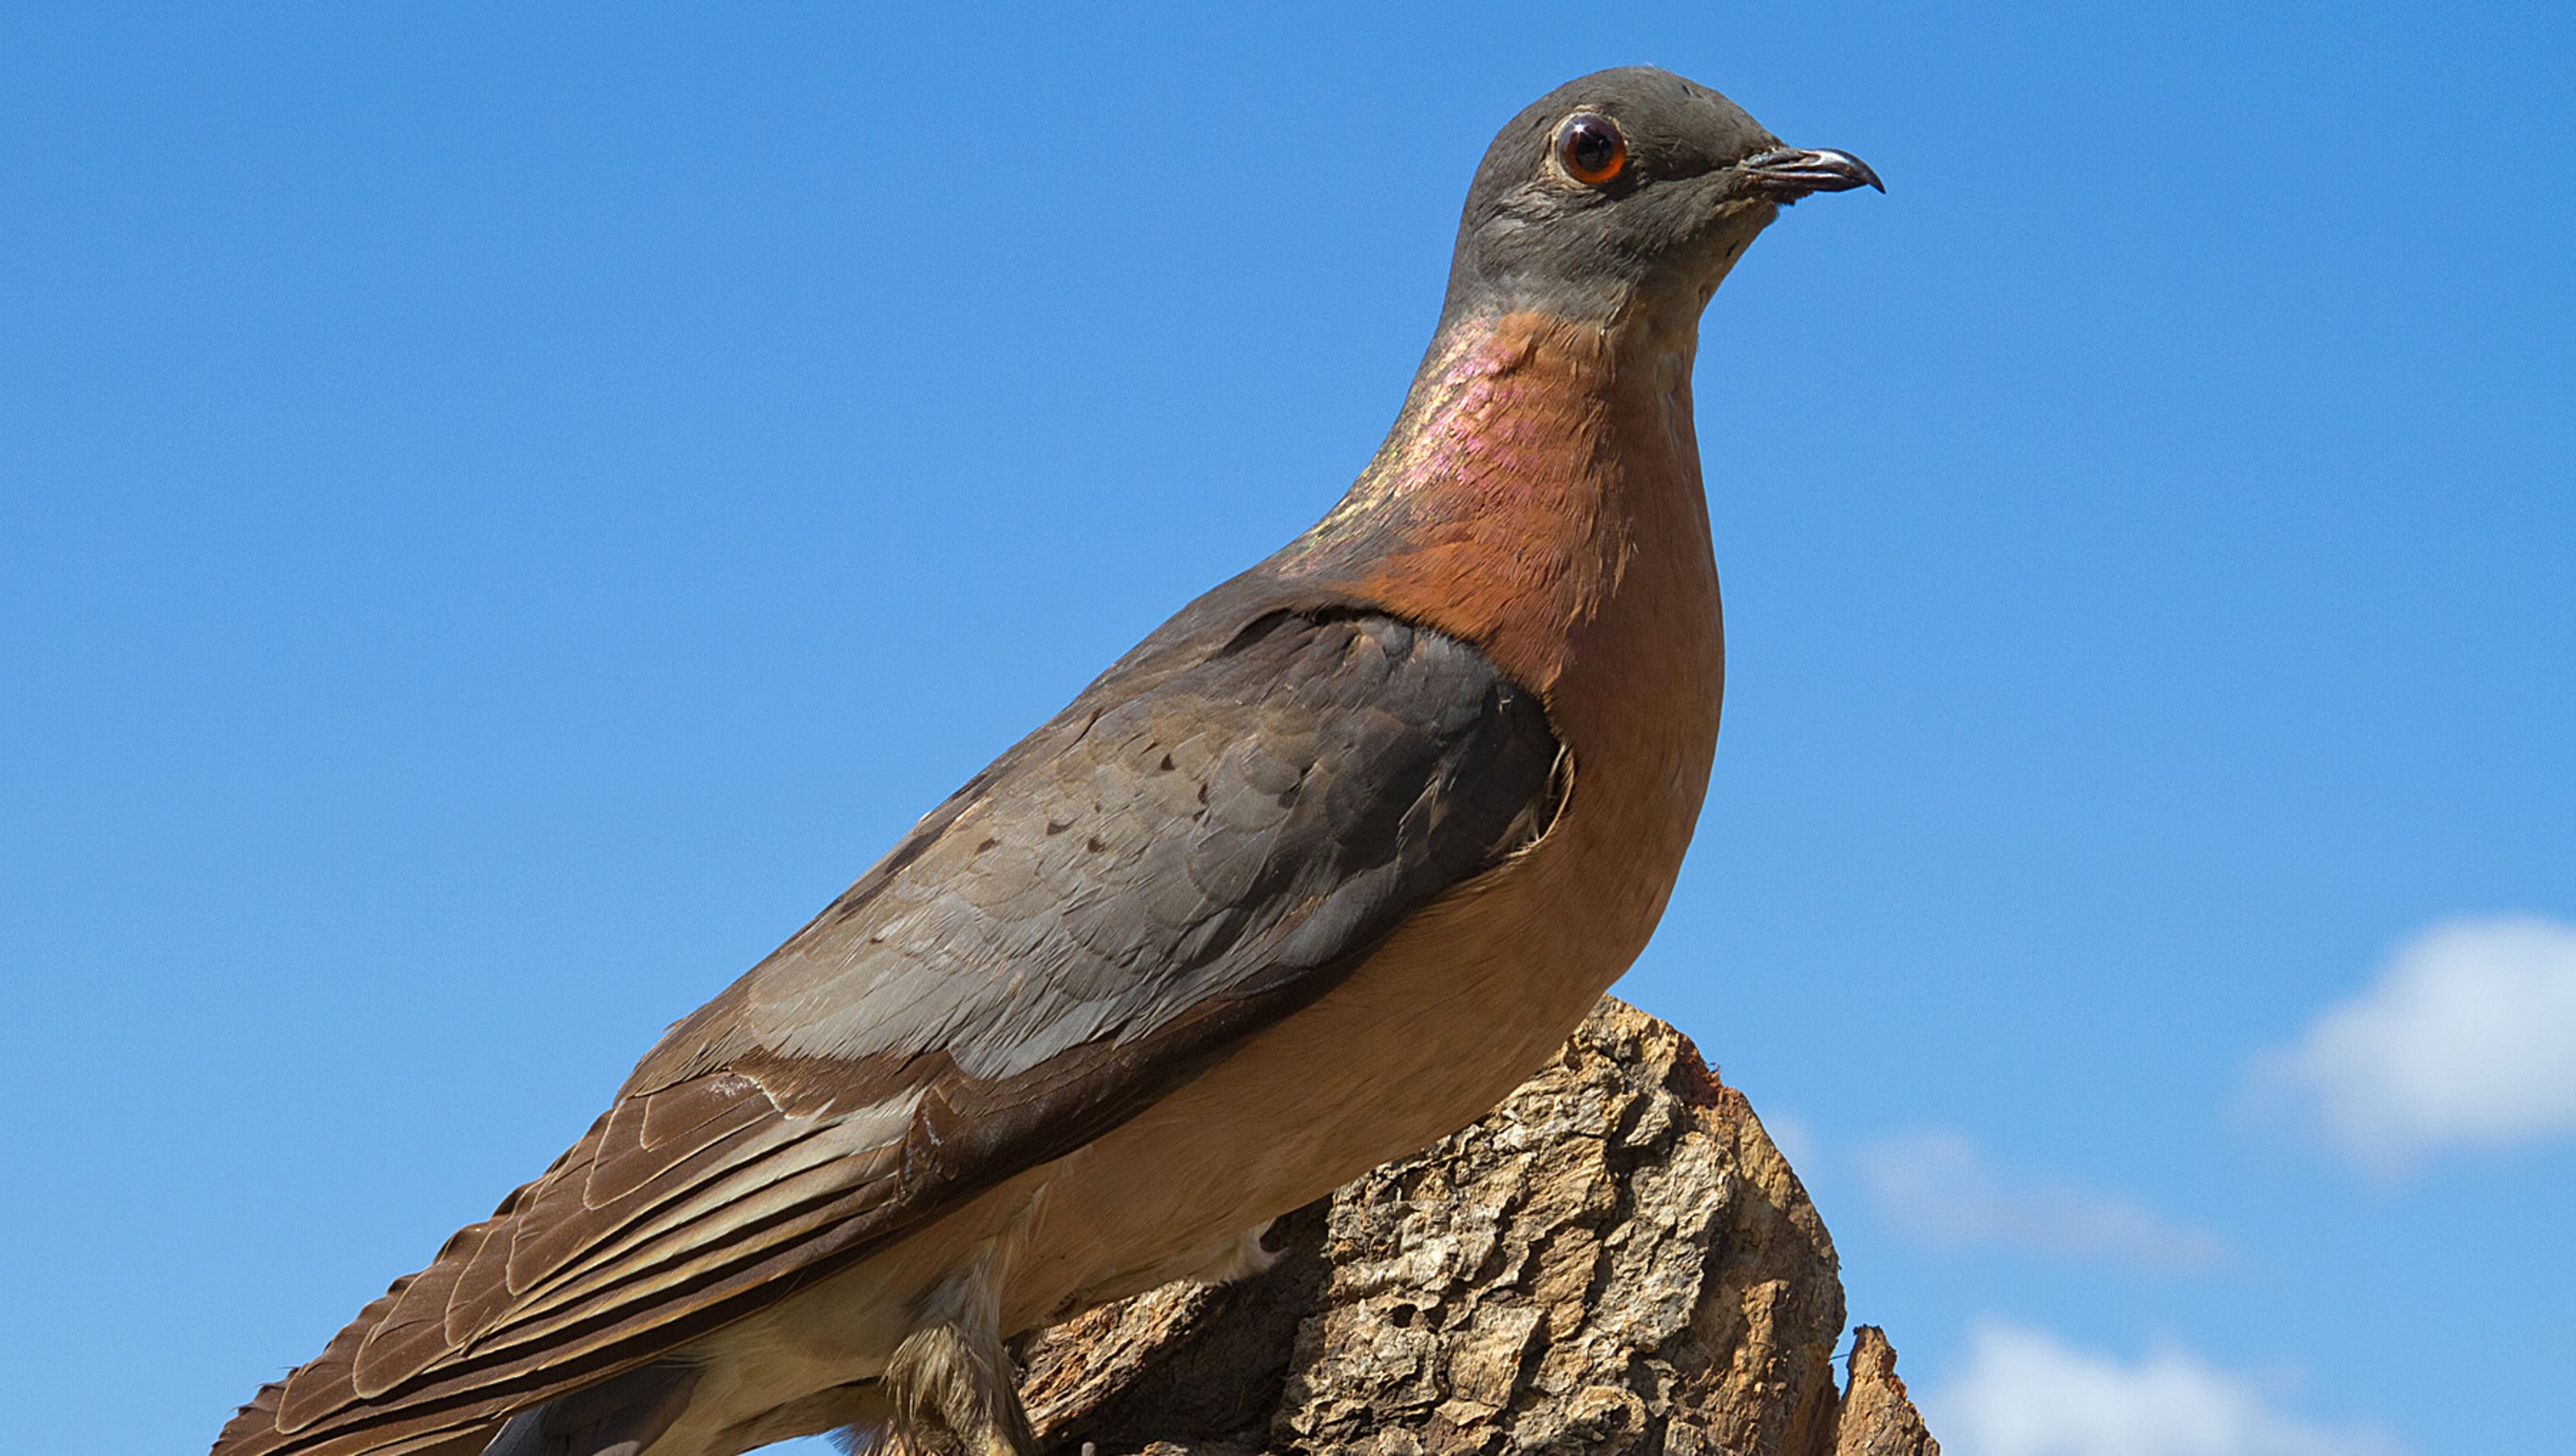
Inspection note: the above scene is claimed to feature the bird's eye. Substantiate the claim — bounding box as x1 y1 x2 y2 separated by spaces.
1552 113 1627 186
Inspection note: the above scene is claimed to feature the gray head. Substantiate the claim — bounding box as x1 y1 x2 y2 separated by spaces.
1440 66 1879 328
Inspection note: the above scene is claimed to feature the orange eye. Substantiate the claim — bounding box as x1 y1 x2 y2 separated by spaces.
1553 112 1627 186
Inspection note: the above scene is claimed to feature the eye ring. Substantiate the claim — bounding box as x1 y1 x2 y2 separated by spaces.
1552 112 1627 187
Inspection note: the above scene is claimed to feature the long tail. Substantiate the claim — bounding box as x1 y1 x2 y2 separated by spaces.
214 1362 695 1456
478 1364 698 1456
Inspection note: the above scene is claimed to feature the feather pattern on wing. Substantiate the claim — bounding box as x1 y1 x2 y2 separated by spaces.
215 600 1560 1456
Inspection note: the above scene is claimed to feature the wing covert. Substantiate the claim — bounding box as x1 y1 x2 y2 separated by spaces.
217 606 1560 1456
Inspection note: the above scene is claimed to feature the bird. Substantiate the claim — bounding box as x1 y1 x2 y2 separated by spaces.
214 65 1879 1456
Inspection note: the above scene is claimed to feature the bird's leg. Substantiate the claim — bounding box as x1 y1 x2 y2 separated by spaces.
882 1254 1035 1456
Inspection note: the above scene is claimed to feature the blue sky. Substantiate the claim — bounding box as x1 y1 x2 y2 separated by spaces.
3 6 2570 1454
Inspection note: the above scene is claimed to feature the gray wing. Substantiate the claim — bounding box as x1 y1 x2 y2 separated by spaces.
217 606 1561 1456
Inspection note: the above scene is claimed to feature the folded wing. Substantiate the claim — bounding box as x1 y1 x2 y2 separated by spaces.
216 605 1560 1456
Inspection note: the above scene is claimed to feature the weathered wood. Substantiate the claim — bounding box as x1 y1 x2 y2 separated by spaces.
1014 997 1937 1456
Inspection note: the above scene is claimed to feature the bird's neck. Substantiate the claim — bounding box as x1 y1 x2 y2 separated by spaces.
1279 308 1722 709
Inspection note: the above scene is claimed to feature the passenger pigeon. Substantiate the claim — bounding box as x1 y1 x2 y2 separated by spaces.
215 65 1879 1456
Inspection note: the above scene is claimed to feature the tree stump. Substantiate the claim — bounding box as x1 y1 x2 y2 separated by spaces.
1012 998 1937 1456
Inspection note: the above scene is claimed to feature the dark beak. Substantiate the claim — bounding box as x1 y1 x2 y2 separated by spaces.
1740 147 1885 198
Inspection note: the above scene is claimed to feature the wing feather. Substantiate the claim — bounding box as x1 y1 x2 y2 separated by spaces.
216 604 1560 1456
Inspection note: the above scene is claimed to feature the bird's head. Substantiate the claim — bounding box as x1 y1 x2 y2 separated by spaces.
1440 66 1880 332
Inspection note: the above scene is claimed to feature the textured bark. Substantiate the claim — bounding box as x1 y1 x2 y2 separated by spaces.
1013 997 1936 1456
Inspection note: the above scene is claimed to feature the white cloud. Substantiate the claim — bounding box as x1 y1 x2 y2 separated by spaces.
1855 1127 2228 1272
1923 1321 2406 1456
2249 915 2576 1174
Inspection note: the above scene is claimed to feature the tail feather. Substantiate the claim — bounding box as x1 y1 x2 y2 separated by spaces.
479 1364 698 1456
213 1370 500 1453
212 1377 495 1456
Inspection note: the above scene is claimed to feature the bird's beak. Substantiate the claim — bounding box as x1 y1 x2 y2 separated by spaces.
1739 147 1885 198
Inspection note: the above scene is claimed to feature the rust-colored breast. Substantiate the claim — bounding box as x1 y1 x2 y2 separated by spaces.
1317 308 1725 832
